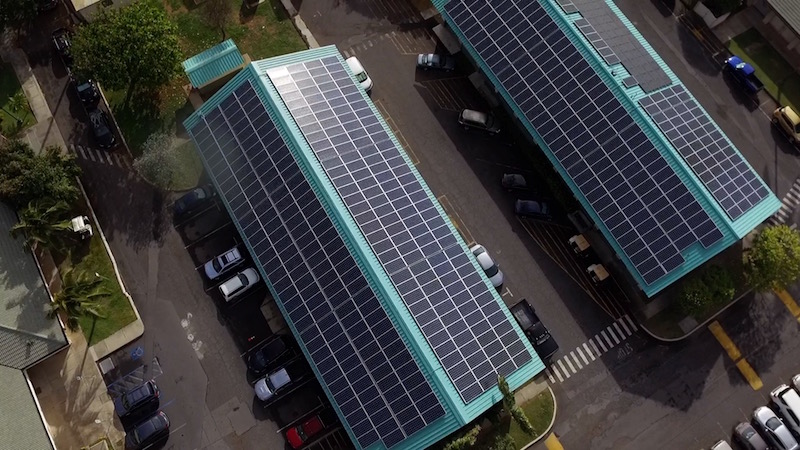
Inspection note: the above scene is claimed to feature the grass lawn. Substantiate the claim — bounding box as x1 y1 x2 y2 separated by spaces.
468 391 555 449
171 140 205 189
60 235 137 346
105 0 305 166
727 28 800 113
0 62 35 137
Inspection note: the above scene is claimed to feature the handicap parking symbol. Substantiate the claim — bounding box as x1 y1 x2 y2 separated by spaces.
130 346 144 360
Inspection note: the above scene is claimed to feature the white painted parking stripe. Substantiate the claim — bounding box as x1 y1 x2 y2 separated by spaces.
625 315 638 331
545 368 555 383
614 322 627 338
564 356 577 374
557 359 571 378
589 338 602 356
576 346 589 365
594 336 607 353
601 330 614 348
583 343 595 361
618 317 631 336
570 351 582 369
85 147 97 161
607 326 621 344
551 365 564 382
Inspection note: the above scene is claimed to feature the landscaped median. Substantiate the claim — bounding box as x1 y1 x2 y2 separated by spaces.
0 61 35 137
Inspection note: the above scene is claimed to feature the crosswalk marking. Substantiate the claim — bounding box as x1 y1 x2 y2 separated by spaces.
770 177 800 225
544 314 638 384
71 144 132 169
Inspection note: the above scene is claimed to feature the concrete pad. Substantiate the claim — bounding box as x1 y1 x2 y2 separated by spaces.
203 407 222 444
204 439 232 450
211 398 238 437
227 402 256 436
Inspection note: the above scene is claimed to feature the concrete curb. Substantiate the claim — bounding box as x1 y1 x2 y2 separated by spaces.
75 177 144 361
520 386 558 450
96 82 134 161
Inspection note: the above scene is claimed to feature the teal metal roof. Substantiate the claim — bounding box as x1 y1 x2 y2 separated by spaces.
182 39 244 88
184 46 544 450
433 0 781 297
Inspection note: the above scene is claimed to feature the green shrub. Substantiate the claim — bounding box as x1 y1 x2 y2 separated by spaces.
678 265 735 317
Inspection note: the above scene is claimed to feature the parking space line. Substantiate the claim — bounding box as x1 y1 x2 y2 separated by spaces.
577 346 590 364
557 359 570 378
736 359 764 391
618 317 631 335
775 289 800 322
544 433 565 450
570 351 582 369
606 326 620 344
545 368 556 383
601 330 614 349
584 342 596 361
590 337 604 355
708 321 742 361
625 314 638 331
613 322 626 338
564 356 577 373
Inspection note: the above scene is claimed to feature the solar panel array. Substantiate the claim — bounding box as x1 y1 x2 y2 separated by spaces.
570 0 672 92
555 0 578 14
444 0 724 285
622 76 639 88
266 56 532 403
574 18 620 66
188 80 446 449
639 85 769 220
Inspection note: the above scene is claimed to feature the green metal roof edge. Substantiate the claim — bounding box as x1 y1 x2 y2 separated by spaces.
433 0 779 296
249 46 543 447
181 39 244 88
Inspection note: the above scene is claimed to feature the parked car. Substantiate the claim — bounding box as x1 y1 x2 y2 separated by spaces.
458 109 500 135
509 299 559 362
51 28 72 67
733 422 769 450
514 199 552 221
286 409 338 449
219 267 260 302
710 440 733 450
771 384 800 437
792 374 800 393
416 53 456 71
246 335 294 376
753 406 800 450
125 411 170 450
469 244 503 290
502 173 529 191
773 106 800 146
87 108 116 149
38 0 59 12
203 246 244 281
723 55 764 95
346 56 372 93
113 380 159 420
71 75 100 106
173 185 214 217
225 297 272 352
254 357 311 405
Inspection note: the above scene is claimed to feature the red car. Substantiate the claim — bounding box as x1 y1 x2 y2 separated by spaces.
286 414 326 449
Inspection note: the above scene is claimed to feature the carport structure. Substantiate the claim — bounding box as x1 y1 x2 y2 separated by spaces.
184 46 544 450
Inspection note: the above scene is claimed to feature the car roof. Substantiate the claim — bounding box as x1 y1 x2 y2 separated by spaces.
461 109 488 123
784 106 800 125
345 56 364 73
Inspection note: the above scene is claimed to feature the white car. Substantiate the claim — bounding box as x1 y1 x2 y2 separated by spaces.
204 246 243 280
753 406 800 450
346 56 373 93
470 244 504 289
219 268 260 302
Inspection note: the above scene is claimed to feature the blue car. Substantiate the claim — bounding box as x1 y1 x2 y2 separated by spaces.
173 185 214 217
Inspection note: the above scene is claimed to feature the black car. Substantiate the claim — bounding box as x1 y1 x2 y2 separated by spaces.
416 53 456 72
125 411 170 450
87 108 116 149
173 185 215 217
51 28 72 67
72 75 100 106
509 299 559 362
114 380 160 420
246 335 295 376
514 198 552 221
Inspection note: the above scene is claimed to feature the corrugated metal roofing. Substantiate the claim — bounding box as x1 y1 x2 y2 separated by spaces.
184 46 543 450
432 0 781 297
182 39 245 89
0 366 55 450
768 0 800 37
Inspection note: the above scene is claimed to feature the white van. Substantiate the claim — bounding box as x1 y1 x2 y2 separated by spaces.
772 384 800 437
345 56 373 93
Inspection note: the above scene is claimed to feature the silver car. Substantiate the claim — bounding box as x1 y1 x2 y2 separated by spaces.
753 406 800 450
219 267 260 302
203 246 243 280
469 244 503 290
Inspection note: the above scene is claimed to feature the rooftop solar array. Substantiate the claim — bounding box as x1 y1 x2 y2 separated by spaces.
266 56 532 403
574 18 620 66
555 0 578 14
639 86 769 220
570 0 672 92
188 80 446 449
444 0 724 285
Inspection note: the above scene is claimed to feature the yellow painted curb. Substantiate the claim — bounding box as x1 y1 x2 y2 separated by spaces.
708 321 742 361
775 289 800 320
736 359 763 391
544 433 565 450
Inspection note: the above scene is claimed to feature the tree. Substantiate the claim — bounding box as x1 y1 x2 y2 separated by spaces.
0 140 80 208
202 0 231 41
71 0 182 106
442 425 480 450
497 375 534 435
497 375 515 410
10 198 74 252
678 265 735 317
49 268 107 332
746 225 800 292
0 0 38 39
488 434 515 450
509 405 535 436
133 132 178 190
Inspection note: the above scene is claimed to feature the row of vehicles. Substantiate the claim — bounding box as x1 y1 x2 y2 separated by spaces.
712 375 800 450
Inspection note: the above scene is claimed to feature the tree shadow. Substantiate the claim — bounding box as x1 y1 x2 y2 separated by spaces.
108 91 162 154
676 18 724 77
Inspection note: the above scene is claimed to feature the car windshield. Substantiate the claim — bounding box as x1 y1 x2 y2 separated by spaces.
134 420 156 443
766 417 782 430
484 264 499 277
212 258 222 272
238 273 249 287
355 71 368 83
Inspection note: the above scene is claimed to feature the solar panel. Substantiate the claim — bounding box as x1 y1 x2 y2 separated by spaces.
444 0 724 285
639 85 770 220
574 18 620 66
622 76 638 88
188 80 445 449
569 0 672 92
266 56 532 403
555 0 578 14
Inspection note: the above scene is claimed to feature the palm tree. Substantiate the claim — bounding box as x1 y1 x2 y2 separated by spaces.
10 198 74 252
48 268 107 332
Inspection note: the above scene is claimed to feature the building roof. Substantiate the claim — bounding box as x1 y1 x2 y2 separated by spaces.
434 0 780 297
0 366 55 450
182 39 245 89
768 0 800 36
184 45 543 450
0 202 67 369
